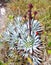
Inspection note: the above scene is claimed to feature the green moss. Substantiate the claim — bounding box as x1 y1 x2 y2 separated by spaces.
48 50 51 54
0 61 3 65
48 42 51 47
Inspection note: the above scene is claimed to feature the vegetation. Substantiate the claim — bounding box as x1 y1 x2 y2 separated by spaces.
0 0 51 65
6 0 51 49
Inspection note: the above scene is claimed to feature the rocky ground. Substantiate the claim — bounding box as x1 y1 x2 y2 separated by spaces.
43 55 51 65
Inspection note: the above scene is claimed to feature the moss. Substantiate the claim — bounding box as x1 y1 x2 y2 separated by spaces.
48 50 51 54
48 42 51 47
0 61 3 65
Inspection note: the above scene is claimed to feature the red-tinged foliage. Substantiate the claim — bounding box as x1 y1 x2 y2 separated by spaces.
34 11 38 16
28 3 33 9
36 31 39 36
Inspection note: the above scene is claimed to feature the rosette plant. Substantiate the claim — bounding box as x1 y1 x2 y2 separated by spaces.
1 3 43 65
